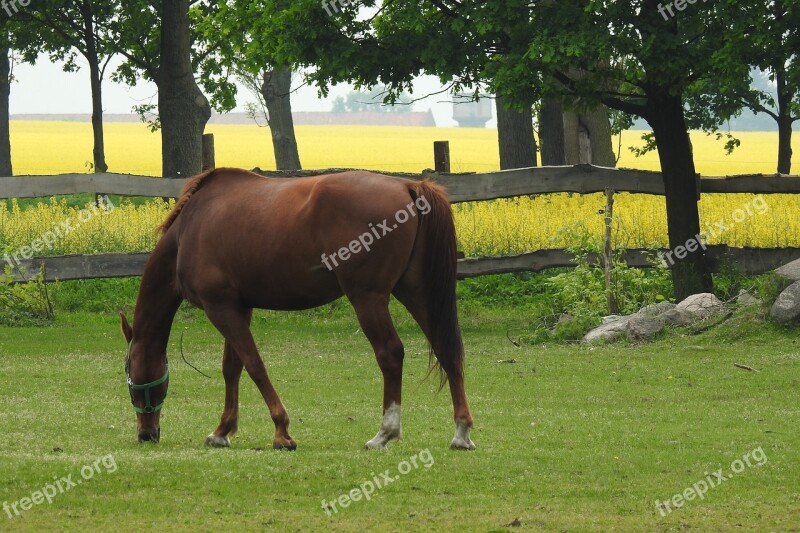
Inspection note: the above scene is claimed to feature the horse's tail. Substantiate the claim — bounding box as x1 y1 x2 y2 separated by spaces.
408 179 463 390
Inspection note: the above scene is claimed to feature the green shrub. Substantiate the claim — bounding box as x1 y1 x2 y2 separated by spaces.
0 266 55 326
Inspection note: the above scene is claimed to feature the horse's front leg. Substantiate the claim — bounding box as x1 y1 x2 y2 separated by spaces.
203 304 296 450
206 340 244 447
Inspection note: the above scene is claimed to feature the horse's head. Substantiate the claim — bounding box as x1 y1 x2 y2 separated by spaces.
120 312 169 443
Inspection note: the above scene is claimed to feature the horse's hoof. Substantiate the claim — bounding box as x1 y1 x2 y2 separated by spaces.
364 438 388 450
205 434 230 448
272 438 297 451
450 437 476 450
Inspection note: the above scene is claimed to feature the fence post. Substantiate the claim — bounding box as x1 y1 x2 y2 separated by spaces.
434 141 450 173
202 133 215 171
603 188 619 314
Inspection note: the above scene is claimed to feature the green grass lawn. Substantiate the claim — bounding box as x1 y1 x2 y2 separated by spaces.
0 298 798 531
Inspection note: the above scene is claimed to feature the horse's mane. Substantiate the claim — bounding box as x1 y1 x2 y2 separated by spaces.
159 168 220 233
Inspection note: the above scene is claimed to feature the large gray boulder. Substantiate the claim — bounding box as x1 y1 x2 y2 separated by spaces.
775 258 800 282
583 315 632 343
771 281 800 324
638 301 677 317
660 308 695 326
675 293 723 318
626 314 665 342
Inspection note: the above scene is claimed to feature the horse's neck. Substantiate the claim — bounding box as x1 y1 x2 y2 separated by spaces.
133 238 182 350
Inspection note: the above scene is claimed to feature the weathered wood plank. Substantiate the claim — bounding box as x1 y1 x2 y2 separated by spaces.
428 165 667 202
457 246 800 278
7 246 800 283
8 252 151 282
705 245 800 273
699 174 800 194
456 248 656 278
0 174 188 199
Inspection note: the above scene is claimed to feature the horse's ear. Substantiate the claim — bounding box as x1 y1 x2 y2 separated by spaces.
120 312 133 344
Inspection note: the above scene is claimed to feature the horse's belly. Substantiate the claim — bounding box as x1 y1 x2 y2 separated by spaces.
237 265 343 311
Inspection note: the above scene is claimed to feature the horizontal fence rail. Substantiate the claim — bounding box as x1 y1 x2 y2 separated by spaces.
7 246 800 283
0 173 187 199
4 165 800 201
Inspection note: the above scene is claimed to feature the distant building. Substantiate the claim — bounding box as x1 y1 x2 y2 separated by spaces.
452 94 492 127
289 111 436 127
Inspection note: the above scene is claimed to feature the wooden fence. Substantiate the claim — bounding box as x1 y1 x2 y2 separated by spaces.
3 164 800 282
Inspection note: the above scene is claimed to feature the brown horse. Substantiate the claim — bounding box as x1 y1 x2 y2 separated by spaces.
120 167 475 450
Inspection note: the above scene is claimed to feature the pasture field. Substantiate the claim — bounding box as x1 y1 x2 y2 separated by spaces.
0 293 798 531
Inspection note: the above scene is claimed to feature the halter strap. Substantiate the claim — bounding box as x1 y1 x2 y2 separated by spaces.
126 341 170 414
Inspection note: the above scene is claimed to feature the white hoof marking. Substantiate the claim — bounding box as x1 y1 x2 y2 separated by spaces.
365 402 402 449
450 419 475 450
205 434 231 448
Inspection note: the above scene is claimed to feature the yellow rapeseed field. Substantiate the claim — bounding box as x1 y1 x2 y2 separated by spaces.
3 120 800 258
8 120 799 175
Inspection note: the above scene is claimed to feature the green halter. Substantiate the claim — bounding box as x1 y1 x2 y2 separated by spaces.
125 341 170 414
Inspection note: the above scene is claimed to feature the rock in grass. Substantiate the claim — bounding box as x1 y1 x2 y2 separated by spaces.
771 281 800 324
736 289 761 307
583 315 631 343
660 308 695 326
637 301 677 317
675 293 724 318
626 315 665 342
775 258 800 282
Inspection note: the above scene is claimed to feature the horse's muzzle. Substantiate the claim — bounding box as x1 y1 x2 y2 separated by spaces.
138 427 161 443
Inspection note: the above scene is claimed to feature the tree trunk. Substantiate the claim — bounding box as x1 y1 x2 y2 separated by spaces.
0 44 11 177
647 92 712 299
540 100 614 167
539 99 565 165
562 111 583 164
81 4 108 173
563 107 615 166
496 96 537 169
581 106 616 167
261 67 301 170
157 0 211 179
776 69 793 174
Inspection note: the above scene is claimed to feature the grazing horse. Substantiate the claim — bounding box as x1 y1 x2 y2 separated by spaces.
120 167 475 450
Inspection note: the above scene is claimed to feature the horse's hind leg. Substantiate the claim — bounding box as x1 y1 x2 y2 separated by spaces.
393 281 475 450
205 339 245 447
348 293 405 449
203 304 296 450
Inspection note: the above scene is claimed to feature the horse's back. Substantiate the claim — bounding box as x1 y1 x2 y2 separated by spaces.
170 168 422 310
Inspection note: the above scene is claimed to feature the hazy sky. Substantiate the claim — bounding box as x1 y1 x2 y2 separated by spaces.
9 53 492 127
